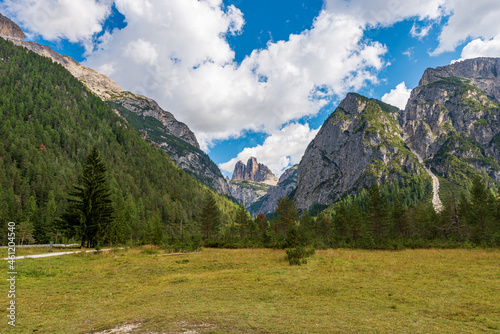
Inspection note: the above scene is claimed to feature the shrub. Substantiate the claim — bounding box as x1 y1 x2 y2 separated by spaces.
286 246 315 265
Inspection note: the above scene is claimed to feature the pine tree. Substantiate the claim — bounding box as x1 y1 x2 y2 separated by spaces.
63 147 114 248
201 192 220 240
468 176 492 243
366 183 387 243
20 196 37 245
391 195 408 238
348 202 364 247
235 205 249 240
276 197 298 240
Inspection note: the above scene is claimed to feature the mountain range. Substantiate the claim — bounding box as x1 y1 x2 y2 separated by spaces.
1 12 499 219
293 58 500 212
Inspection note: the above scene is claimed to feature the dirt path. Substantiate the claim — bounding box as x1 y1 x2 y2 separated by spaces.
412 149 444 212
4 248 119 260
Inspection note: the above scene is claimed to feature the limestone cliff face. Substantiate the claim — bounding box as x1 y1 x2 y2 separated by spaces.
294 93 424 210
0 13 25 40
419 58 500 103
232 157 278 185
402 58 500 183
228 180 272 209
108 96 229 195
249 165 298 215
111 94 199 148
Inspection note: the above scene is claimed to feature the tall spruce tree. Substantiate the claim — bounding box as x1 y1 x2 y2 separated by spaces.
276 197 298 240
235 205 249 240
201 192 220 240
367 183 387 243
63 147 114 248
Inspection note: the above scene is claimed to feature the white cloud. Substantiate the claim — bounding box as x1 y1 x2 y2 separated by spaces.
324 0 446 27
124 39 158 66
459 36 500 59
219 123 320 177
381 82 412 110
10 0 500 173
0 0 111 43
410 22 433 39
84 4 388 150
432 0 500 55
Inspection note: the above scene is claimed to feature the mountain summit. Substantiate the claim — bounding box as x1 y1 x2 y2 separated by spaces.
232 157 278 185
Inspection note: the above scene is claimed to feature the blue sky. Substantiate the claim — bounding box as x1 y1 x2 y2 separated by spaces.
2 0 500 177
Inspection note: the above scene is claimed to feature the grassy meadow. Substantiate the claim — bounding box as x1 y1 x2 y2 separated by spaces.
1 247 499 333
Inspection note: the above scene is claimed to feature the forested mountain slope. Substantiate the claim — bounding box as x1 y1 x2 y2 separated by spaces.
0 13 230 195
0 38 239 244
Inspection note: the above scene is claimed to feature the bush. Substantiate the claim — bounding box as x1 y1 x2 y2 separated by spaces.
141 247 159 255
286 246 315 265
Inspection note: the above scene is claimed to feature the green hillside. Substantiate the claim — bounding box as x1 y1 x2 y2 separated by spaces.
0 38 239 245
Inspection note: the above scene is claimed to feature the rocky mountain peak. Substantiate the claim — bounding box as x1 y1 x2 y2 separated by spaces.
419 57 500 103
402 57 500 183
0 13 25 40
337 93 370 115
294 93 421 210
232 157 278 185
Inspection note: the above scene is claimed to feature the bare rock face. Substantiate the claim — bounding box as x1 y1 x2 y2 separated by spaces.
419 58 500 103
249 165 298 215
0 13 25 40
231 157 278 185
293 93 424 211
228 180 272 209
402 57 500 182
111 94 199 148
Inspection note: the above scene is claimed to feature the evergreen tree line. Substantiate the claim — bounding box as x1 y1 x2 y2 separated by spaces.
198 177 500 250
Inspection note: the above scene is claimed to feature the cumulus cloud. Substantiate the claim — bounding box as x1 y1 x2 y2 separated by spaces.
0 0 111 44
84 4 388 150
431 0 500 55
219 123 320 177
459 36 500 59
381 82 412 110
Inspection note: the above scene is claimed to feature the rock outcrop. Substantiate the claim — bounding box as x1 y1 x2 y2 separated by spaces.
108 95 229 195
229 157 278 208
249 165 298 215
232 157 278 185
293 93 426 211
228 180 272 209
0 13 25 40
111 94 199 148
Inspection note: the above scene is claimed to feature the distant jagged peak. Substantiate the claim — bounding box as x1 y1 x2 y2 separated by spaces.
0 13 25 40
232 157 278 185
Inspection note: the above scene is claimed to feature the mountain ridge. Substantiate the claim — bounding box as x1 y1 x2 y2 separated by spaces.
0 12 230 195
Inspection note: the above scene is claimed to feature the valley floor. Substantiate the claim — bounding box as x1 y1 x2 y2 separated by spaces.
0 247 498 333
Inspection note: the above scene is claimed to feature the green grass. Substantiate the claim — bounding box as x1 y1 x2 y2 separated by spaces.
1 248 499 333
